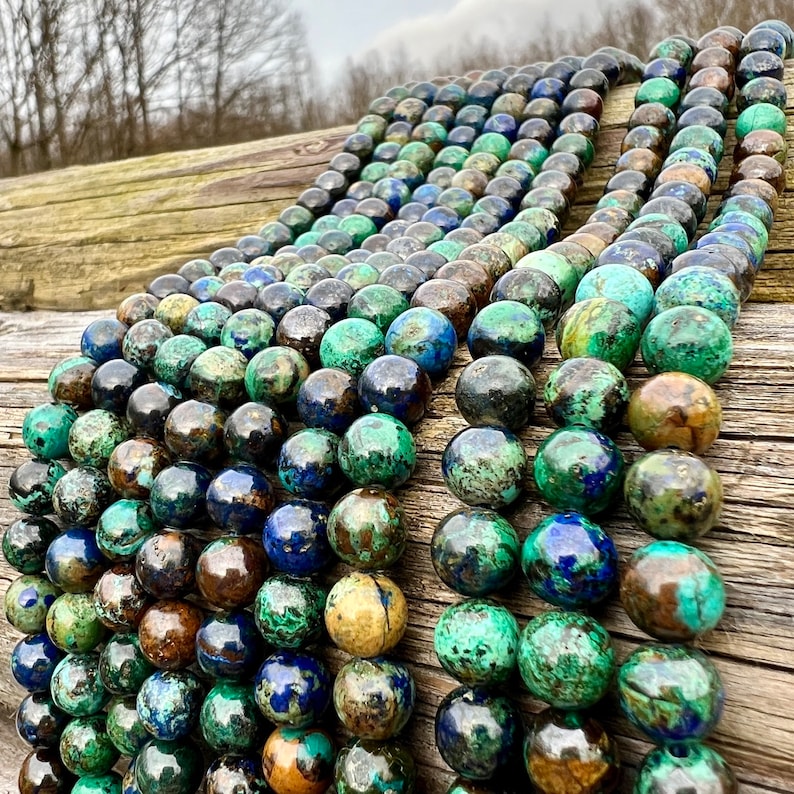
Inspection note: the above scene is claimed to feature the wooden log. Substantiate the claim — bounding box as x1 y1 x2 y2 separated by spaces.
1 65 794 310
1 303 794 793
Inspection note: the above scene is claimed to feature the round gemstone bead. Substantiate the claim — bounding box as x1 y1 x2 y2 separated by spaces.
48 355 98 408
205 754 268 794
22 403 78 461
261 726 335 794
634 744 737 794
297 368 361 433
319 318 385 376
334 740 417 794
277 428 344 499
135 531 199 600
245 346 311 404
618 644 724 744
206 464 275 534
434 599 519 686
149 461 212 530
93 564 150 631
575 264 655 325
262 500 332 576
195 609 263 680
254 574 326 649
357 354 432 426
4 516 60 575
5 574 61 634
16 691 70 747
467 300 545 368
385 306 457 378
99 633 154 695
50 653 108 716
9 460 66 516
108 438 170 498
655 267 741 329
325 572 407 657
200 680 266 754
135 738 203 794
137 669 203 741
106 695 149 756
521 512 618 608
137 599 204 670
518 611 615 709
59 715 119 776
18 747 74 794
11 632 63 692
46 592 107 653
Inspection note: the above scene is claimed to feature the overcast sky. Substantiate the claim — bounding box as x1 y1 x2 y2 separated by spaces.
291 0 600 77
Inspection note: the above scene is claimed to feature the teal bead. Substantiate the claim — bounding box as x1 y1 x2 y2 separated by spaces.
618 644 724 744
670 125 725 162
552 132 596 167
183 302 232 345
189 345 248 405
347 285 409 334
50 653 109 716
99 633 155 695
471 132 511 161
254 574 326 648
641 306 733 384
134 738 204 794
319 318 385 377
22 403 78 461
399 142 436 172
735 102 787 139
338 414 417 489
634 744 737 794
635 77 681 108
72 773 123 794
200 681 266 754
428 240 466 262
628 214 689 255
59 715 119 776
517 611 615 709
442 426 527 509
467 300 545 368
106 695 150 755
621 540 726 641
575 265 655 325
220 308 275 359
334 740 417 794
69 410 132 468
9 459 66 515
654 267 741 329
153 334 208 389
46 592 107 653
96 500 156 562
534 426 625 514
434 599 519 686
5 574 61 634
245 346 311 404
664 148 718 184
515 250 580 310
338 215 379 247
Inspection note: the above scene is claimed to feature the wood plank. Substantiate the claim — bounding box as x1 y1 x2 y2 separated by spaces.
0 302 793 793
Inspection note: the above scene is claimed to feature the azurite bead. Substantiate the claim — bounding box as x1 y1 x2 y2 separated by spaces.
347 284 409 335
333 657 415 740
22 403 77 461
69 410 131 467
108 438 171 499
385 306 457 378
201 681 267 754
81 318 128 363
435 686 521 780
135 738 204 794
196 536 269 609
90 359 147 414
50 653 109 716
153 335 207 389
338 414 416 489
93 564 150 631
3 516 60 574
224 401 288 465
254 574 326 649
99 633 154 695
277 428 344 499
137 669 204 741
434 600 519 686
634 744 737 794
618 644 724 744
106 694 150 756
137 600 204 670
521 513 618 608
9 459 66 516
16 691 70 748
297 368 361 433
442 426 527 509
195 610 263 679
164 400 226 462
534 426 625 515
262 500 333 575
135 531 199 599
189 345 248 405
327 487 406 571
11 633 63 692
5 574 61 634
654 267 741 330
575 265 655 326
261 726 335 794
357 354 432 426
206 465 275 534
18 747 74 794
71 772 124 794
467 300 545 368
523 708 620 794
51 467 113 527
245 346 311 404
255 650 331 727
518 611 615 709
431 507 520 596
59 715 119 776
46 593 107 653
334 740 417 794
149 461 211 529
325 572 408 657
206 754 269 794
45 528 107 594
96 499 156 562
318 318 386 377
621 541 726 640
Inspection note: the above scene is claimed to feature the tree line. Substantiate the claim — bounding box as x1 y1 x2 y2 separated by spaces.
0 0 790 178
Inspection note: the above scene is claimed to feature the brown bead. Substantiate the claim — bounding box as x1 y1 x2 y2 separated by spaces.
524 709 620 794
532 170 578 203
522 187 570 220
135 530 200 599
195 535 269 609
49 357 97 409
435 260 493 309
734 130 787 164
562 88 604 120
628 103 674 134
565 233 609 258
410 279 476 339
628 372 722 454
586 207 633 233
655 163 712 195
621 125 667 157
93 563 151 631
576 222 620 247
107 438 170 499
261 726 334 794
691 46 735 74
697 28 742 57
729 154 786 195
724 178 779 213
451 168 488 196
614 148 662 179
18 748 74 794
117 293 160 325
138 599 204 669
546 241 595 278
688 66 733 98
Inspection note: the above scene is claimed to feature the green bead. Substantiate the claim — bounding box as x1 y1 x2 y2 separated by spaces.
635 77 681 108
338 414 416 489
499 221 545 254
153 334 208 389
338 263 381 290
471 132 511 161
618 644 724 744
434 599 519 686
654 267 740 329
556 297 641 371
4 574 61 633
188 345 247 405
294 230 323 247
669 125 724 162
552 133 595 167
596 190 643 216
627 214 689 255
319 318 385 377
69 410 131 468
338 215 378 247
735 102 787 139
517 611 615 709
96 499 156 561
435 146 469 170
51 653 109 716
22 403 78 460
200 681 266 754
414 121 448 150
71 773 123 794
60 715 119 776
220 308 275 358
534 426 625 514
2 516 59 573
575 264 655 325
219 262 248 281
634 744 737 793
482 232 527 266
99 633 155 695
245 346 311 404
347 285 409 334
428 240 466 262
46 592 107 653
254 573 326 648
135 738 204 794
641 306 733 384
184 302 232 345
516 251 579 309
334 740 416 794
399 141 435 172
9 459 66 514
106 695 150 755
312 218 341 234
650 37 694 66
357 114 387 141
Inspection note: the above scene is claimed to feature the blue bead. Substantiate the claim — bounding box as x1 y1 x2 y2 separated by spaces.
189 276 223 302
421 206 460 233
372 178 411 213
80 319 128 363
483 113 518 141
385 307 457 379
412 183 442 207
262 500 333 576
196 610 263 679
530 77 566 103
297 368 361 434
242 266 280 289
206 465 275 534
447 125 477 149
472 195 515 224
136 669 204 741
11 632 64 691
44 527 107 594
277 428 344 500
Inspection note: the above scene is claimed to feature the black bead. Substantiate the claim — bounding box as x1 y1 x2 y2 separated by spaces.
91 359 147 414
127 382 181 439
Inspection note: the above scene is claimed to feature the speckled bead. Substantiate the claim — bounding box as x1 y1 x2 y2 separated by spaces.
245 346 311 404
137 669 204 741
434 599 519 686
333 657 415 740
523 708 620 794
105 694 150 755
46 592 107 653
107 438 171 499
385 306 457 378
335 740 417 794
625 449 724 541
59 715 119 777
467 300 545 368
435 686 521 780
442 426 527 509
627 372 722 455
50 653 109 716
71 773 123 794
134 738 204 794
16 690 70 748
621 541 726 640
655 267 741 329
521 512 618 608
196 535 269 609
200 680 267 754
357 354 432 426
205 754 269 794
4 516 60 575
319 318 386 377
576 264 655 325
261 726 335 794
206 464 275 534
69 410 132 468
325 572 408 657
11 632 64 692
534 427 625 514
634 744 737 794
134 531 199 600
51 466 114 526
277 428 344 499
137 599 204 670
338 414 417 489
254 574 326 648
18 747 74 794
93 564 151 631
96 499 156 562
618 644 724 744
98 633 154 695
254 650 331 727
22 403 78 461
9 459 66 516
5 574 60 634
518 611 615 709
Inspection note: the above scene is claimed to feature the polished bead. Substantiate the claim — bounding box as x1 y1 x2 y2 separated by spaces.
9 460 65 516
245 346 311 404
149 461 210 529
51 467 112 527
206 464 275 534
48 356 98 409
277 427 343 499
261 726 335 794
411 279 475 339
206 754 268 794
18 747 74 794
106 695 149 755
21 403 77 461
16 691 69 748
325 572 407 657
118 292 160 325
90 359 147 414
358 354 432 425
4 516 59 575
98 633 154 695
254 574 326 649
93 564 150 631
164 399 226 461
153 335 207 389
334 740 416 794
5 574 60 634
201 680 266 753
137 600 204 670
134 738 203 794
135 531 199 600
11 632 63 692
467 300 545 368
46 592 107 653
50 653 108 716
137 669 203 741
59 715 119 776
262 500 332 575
490 268 561 329
96 499 156 561
634 744 737 794
107 438 170 499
